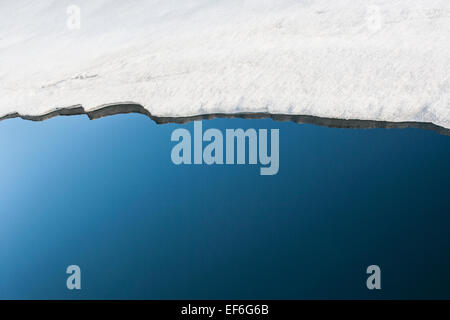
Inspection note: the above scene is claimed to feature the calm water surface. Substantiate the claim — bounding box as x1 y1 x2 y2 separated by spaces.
0 115 449 299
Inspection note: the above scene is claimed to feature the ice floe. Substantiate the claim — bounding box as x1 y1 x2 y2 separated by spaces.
0 0 449 129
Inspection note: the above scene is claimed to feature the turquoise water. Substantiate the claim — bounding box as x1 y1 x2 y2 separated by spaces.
0 115 449 299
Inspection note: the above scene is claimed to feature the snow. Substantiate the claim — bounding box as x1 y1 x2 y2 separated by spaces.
0 0 449 128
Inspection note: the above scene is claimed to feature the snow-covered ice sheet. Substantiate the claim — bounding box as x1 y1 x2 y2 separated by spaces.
0 0 449 128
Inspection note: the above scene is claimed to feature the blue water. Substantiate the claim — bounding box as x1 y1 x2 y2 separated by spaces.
0 115 449 299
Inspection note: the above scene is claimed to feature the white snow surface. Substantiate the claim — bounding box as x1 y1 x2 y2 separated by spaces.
1 0 449 128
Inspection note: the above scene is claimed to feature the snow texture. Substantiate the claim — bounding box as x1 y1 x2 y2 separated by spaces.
0 0 449 128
